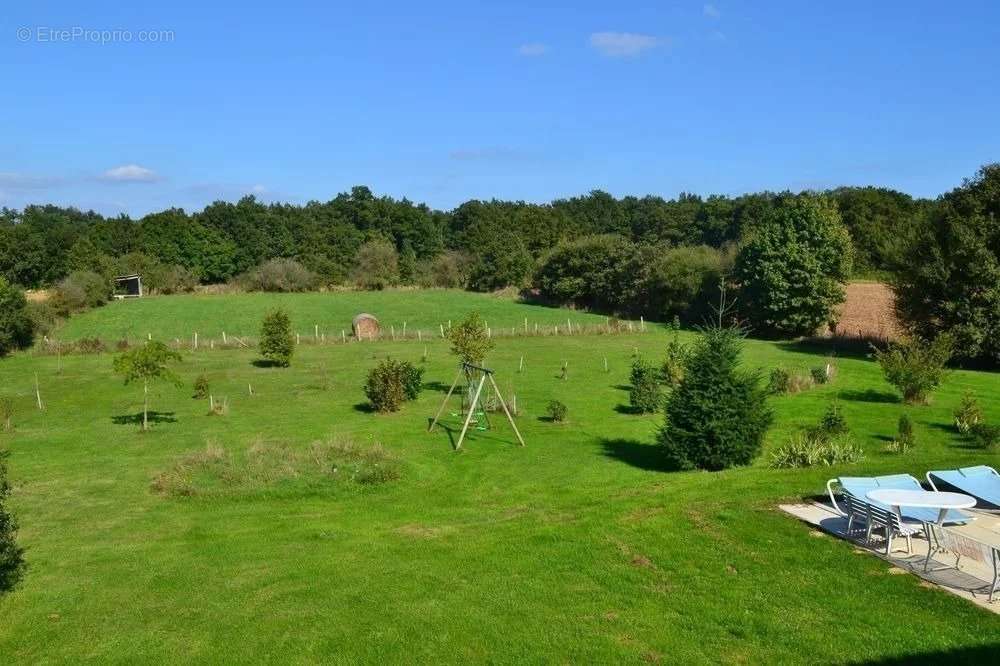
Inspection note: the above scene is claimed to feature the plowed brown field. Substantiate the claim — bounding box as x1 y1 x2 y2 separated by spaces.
831 281 903 340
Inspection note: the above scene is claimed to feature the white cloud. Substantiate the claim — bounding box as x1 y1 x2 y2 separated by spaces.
100 164 160 183
704 4 721 19
517 43 548 57
589 32 660 58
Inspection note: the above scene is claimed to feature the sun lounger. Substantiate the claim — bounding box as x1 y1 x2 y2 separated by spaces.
926 466 1000 509
827 474 973 525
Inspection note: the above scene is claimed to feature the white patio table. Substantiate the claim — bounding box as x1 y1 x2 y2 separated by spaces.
866 488 976 555
866 489 976 525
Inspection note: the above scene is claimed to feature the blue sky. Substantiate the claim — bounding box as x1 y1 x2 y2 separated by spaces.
1 1 998 216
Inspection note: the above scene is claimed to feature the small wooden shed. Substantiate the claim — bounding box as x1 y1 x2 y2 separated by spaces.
113 274 143 299
352 313 380 340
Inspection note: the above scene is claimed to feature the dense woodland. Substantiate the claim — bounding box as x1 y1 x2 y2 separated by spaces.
1 165 998 365
0 184 922 292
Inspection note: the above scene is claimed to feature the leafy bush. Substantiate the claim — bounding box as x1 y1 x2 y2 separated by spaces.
401 362 424 401
24 301 58 338
733 194 853 338
969 423 1000 450
445 312 494 365
644 245 726 323
893 164 1000 366
417 250 474 289
193 374 210 399
237 258 317 293
50 270 109 315
0 449 25 592
0 279 34 357
534 235 638 311
546 400 568 423
954 393 982 434
660 334 689 387
466 224 533 292
365 359 422 413
259 309 295 367
874 334 953 404
770 432 864 468
659 325 773 470
768 368 791 394
353 238 399 290
152 264 198 294
809 403 849 440
629 359 663 414
810 366 829 385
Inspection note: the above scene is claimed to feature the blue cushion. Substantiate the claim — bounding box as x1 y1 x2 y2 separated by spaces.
930 467 1000 508
839 473 973 524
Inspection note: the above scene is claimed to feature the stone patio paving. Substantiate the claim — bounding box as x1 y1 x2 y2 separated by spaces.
781 501 1000 614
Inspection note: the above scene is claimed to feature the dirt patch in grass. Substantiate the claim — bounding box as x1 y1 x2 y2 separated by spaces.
830 281 903 341
151 436 400 498
395 524 456 539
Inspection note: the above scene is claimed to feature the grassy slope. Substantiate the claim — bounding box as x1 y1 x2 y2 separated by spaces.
55 290 614 342
1 296 999 663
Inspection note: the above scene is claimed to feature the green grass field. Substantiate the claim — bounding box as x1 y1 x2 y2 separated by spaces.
2 291 999 663
55 290 616 342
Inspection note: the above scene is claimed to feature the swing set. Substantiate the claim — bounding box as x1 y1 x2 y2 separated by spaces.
428 362 525 450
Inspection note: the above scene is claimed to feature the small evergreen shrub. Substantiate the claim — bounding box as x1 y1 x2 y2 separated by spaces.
365 359 422 413
0 396 12 432
810 366 829 385
768 368 791 394
193 375 210 399
259 309 295 367
969 423 1000 450
546 400 568 423
659 326 773 471
809 403 849 440
660 335 689 387
874 334 953 404
954 393 981 434
629 358 663 414
0 449 26 592
887 413 916 454
770 432 864 468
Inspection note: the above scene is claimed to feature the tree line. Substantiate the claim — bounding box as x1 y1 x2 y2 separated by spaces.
1 165 998 366
0 183 922 292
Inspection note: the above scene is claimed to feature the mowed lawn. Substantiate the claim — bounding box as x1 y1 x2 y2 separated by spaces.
1 295 1000 662
54 290 616 342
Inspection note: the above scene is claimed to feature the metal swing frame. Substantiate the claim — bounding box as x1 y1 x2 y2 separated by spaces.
427 362 525 450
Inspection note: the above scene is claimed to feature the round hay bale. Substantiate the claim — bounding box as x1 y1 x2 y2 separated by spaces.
352 313 380 340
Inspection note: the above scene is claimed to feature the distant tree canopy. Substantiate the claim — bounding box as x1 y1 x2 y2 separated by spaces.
734 195 854 338
0 181 931 295
893 164 1000 366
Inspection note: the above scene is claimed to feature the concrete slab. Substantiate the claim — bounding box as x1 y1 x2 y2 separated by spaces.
780 502 1000 614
